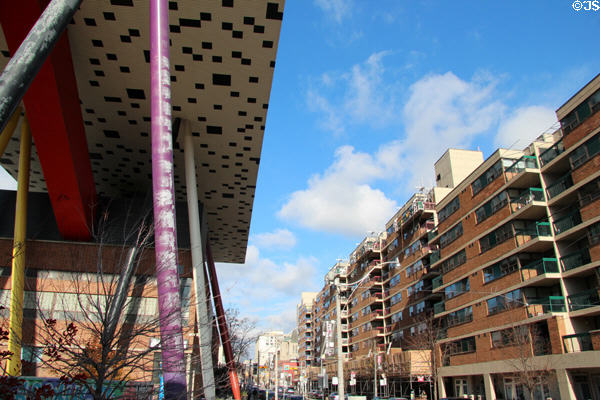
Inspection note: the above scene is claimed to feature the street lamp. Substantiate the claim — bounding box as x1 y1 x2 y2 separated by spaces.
329 259 398 400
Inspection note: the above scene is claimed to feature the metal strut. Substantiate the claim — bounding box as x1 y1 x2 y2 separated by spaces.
205 241 242 400
0 0 82 132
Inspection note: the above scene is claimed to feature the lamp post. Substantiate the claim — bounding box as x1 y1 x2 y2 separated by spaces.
330 258 398 400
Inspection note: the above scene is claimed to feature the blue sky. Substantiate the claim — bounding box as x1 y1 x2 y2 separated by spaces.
215 0 600 333
1 1 599 336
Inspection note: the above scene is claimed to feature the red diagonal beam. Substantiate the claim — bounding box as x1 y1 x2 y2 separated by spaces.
206 241 241 400
0 0 96 240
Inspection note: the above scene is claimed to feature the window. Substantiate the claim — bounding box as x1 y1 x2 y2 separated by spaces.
483 255 519 283
386 223 396 235
588 222 600 246
561 87 600 135
440 250 467 273
439 222 463 249
438 196 460 224
21 346 43 364
390 292 402 306
446 337 476 355
444 278 469 299
390 274 401 287
406 260 425 276
491 326 528 348
475 191 508 224
570 133 600 169
392 330 404 341
407 280 424 297
479 222 513 253
471 159 515 196
446 306 473 327
487 289 522 315
578 177 600 207
391 311 403 323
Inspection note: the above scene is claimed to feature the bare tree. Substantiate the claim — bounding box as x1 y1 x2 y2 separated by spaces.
226 307 258 365
499 321 554 400
401 311 450 400
25 219 166 400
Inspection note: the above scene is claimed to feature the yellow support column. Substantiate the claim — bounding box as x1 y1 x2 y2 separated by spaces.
0 106 22 158
6 116 31 376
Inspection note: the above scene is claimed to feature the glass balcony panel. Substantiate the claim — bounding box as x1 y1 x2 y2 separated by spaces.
568 289 600 311
539 139 565 167
553 210 582 235
546 173 574 199
432 275 443 289
433 301 445 315
528 296 566 313
563 333 593 353
561 248 592 272
505 155 539 178
536 222 552 237
522 257 559 275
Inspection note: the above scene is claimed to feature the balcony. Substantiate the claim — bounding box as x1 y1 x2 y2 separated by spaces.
505 155 538 179
527 296 566 314
539 138 565 167
510 188 545 212
522 257 559 275
430 250 441 264
433 301 445 315
553 210 582 235
567 288 600 311
561 248 592 272
432 275 443 290
563 332 593 353
514 221 553 245
546 173 574 200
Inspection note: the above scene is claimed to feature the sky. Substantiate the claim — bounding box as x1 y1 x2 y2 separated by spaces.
213 0 600 335
1 1 599 338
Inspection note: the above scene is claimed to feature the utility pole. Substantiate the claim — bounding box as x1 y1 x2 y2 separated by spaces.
373 341 378 399
275 350 280 400
334 278 345 400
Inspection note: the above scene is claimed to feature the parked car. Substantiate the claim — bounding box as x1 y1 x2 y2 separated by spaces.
328 392 349 400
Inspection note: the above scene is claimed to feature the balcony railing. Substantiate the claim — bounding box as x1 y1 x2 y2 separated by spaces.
510 187 545 211
568 288 600 311
561 248 592 272
563 332 593 353
430 250 441 264
433 301 445 315
536 221 552 237
539 139 565 167
546 173 574 200
527 296 566 313
553 210 582 235
522 257 559 274
505 155 538 177
432 275 443 290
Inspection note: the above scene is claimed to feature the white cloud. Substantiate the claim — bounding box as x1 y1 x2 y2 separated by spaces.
216 245 321 329
251 229 297 250
376 71 505 188
291 68 514 235
314 0 352 24
494 106 557 149
278 146 397 237
308 51 397 135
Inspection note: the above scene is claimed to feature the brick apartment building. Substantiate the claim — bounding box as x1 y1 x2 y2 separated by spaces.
297 74 600 400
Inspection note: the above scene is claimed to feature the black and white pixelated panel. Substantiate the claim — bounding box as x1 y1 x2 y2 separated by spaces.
0 0 284 262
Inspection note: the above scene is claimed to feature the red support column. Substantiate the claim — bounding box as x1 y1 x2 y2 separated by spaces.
0 0 96 240
206 241 242 400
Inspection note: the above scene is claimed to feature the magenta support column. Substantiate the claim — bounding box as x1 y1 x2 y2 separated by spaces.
150 0 187 398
